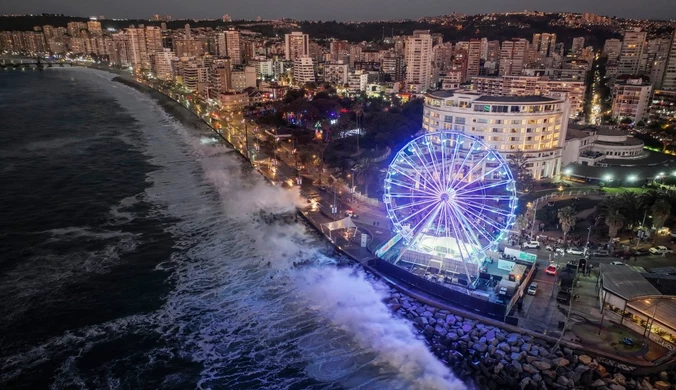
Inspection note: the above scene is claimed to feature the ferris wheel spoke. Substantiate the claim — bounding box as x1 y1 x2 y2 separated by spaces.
388 177 439 198
455 179 513 196
389 166 440 196
408 143 444 194
424 138 444 191
449 151 491 192
389 192 437 199
445 203 482 257
389 197 438 211
394 155 443 195
454 201 508 233
447 139 478 192
454 199 514 219
394 199 441 228
445 135 463 191
453 164 507 194
459 194 514 202
449 203 496 246
407 203 444 242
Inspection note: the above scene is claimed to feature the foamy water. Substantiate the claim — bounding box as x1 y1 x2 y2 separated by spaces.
1 68 466 390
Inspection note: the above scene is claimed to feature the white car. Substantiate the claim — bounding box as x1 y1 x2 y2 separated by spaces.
610 261 626 265
649 246 673 255
567 247 585 255
546 245 566 255
522 241 540 249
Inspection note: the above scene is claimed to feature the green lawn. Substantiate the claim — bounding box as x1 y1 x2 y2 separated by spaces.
602 187 649 194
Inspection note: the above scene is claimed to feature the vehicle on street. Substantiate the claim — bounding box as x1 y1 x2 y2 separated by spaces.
567 247 585 255
522 241 540 249
594 249 610 257
649 246 673 255
610 261 626 266
545 245 565 254
545 264 558 275
345 210 359 218
632 249 650 257
556 290 571 304
527 282 538 295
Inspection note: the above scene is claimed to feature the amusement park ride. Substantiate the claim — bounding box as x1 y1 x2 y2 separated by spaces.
380 131 519 286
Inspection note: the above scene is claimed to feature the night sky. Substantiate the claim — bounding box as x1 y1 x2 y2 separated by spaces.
4 0 675 21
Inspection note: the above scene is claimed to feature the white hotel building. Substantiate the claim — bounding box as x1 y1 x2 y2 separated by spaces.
422 90 570 179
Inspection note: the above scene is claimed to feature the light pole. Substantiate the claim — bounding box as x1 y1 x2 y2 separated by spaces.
529 198 539 239
586 226 592 248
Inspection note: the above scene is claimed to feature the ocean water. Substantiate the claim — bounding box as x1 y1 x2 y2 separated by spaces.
0 68 465 390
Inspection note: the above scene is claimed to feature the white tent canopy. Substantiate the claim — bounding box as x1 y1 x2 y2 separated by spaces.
321 217 357 232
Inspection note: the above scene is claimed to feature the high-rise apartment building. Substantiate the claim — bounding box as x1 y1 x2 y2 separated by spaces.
87 20 102 36
145 26 163 55
618 28 647 76
285 32 309 61
499 38 528 76
466 39 482 78
611 77 652 122
225 29 243 65
571 37 585 54
535 33 556 57
293 55 315 85
662 31 676 90
470 75 585 117
323 62 349 85
67 22 87 37
405 30 434 92
330 40 350 62
382 54 405 82
231 66 257 91
209 57 232 98
127 25 148 70
603 39 622 62
151 48 176 80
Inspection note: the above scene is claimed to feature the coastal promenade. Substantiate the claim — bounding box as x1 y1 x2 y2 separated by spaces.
107 70 676 384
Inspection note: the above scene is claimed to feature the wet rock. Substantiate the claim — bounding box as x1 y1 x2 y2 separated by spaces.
552 357 570 367
565 371 581 384
653 381 671 390
532 373 542 382
596 365 608 378
523 364 539 374
434 325 447 338
575 364 590 374
521 343 532 352
613 374 626 386
520 377 532 390
532 361 552 371
498 342 511 352
557 376 570 387
414 317 428 327
494 362 504 374
609 384 626 390
579 355 592 365
592 379 607 387
512 360 523 373
473 342 488 353
422 311 433 317
462 323 473 333
511 352 523 362
446 314 456 325
542 370 557 379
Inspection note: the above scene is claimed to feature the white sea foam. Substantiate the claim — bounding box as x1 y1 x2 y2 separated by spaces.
2 69 466 390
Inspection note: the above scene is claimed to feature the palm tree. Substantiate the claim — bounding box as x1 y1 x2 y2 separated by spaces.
616 191 641 229
651 198 671 231
604 209 626 239
558 206 577 241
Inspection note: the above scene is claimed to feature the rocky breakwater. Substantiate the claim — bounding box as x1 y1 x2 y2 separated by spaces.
384 289 675 390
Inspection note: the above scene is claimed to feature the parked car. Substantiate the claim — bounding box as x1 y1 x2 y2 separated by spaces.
632 249 650 257
556 291 571 304
522 241 540 249
594 249 610 257
527 282 538 296
610 261 626 266
649 246 673 255
545 264 558 275
545 245 565 254
567 247 585 255
345 210 359 218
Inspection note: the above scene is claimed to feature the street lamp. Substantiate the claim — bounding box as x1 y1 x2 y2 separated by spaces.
603 174 613 182
564 168 572 176
627 175 637 183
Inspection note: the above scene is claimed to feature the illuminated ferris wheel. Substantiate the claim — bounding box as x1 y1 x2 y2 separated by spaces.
383 131 518 267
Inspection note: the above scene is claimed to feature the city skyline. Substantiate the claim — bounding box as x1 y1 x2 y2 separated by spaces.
4 0 676 21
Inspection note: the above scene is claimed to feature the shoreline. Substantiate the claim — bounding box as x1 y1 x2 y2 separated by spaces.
107 73 676 388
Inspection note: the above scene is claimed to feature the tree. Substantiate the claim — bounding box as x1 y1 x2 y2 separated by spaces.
616 191 641 229
598 198 626 238
558 206 577 241
507 150 535 194
651 198 671 231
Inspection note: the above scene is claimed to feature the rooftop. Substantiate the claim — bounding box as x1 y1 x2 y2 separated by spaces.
426 90 460 98
597 128 628 137
595 137 643 146
627 298 676 330
600 263 661 301
474 95 559 103
566 128 593 140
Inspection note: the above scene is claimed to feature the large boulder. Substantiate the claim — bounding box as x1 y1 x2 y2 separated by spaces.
591 379 607 387
533 361 552 371
498 342 511 352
